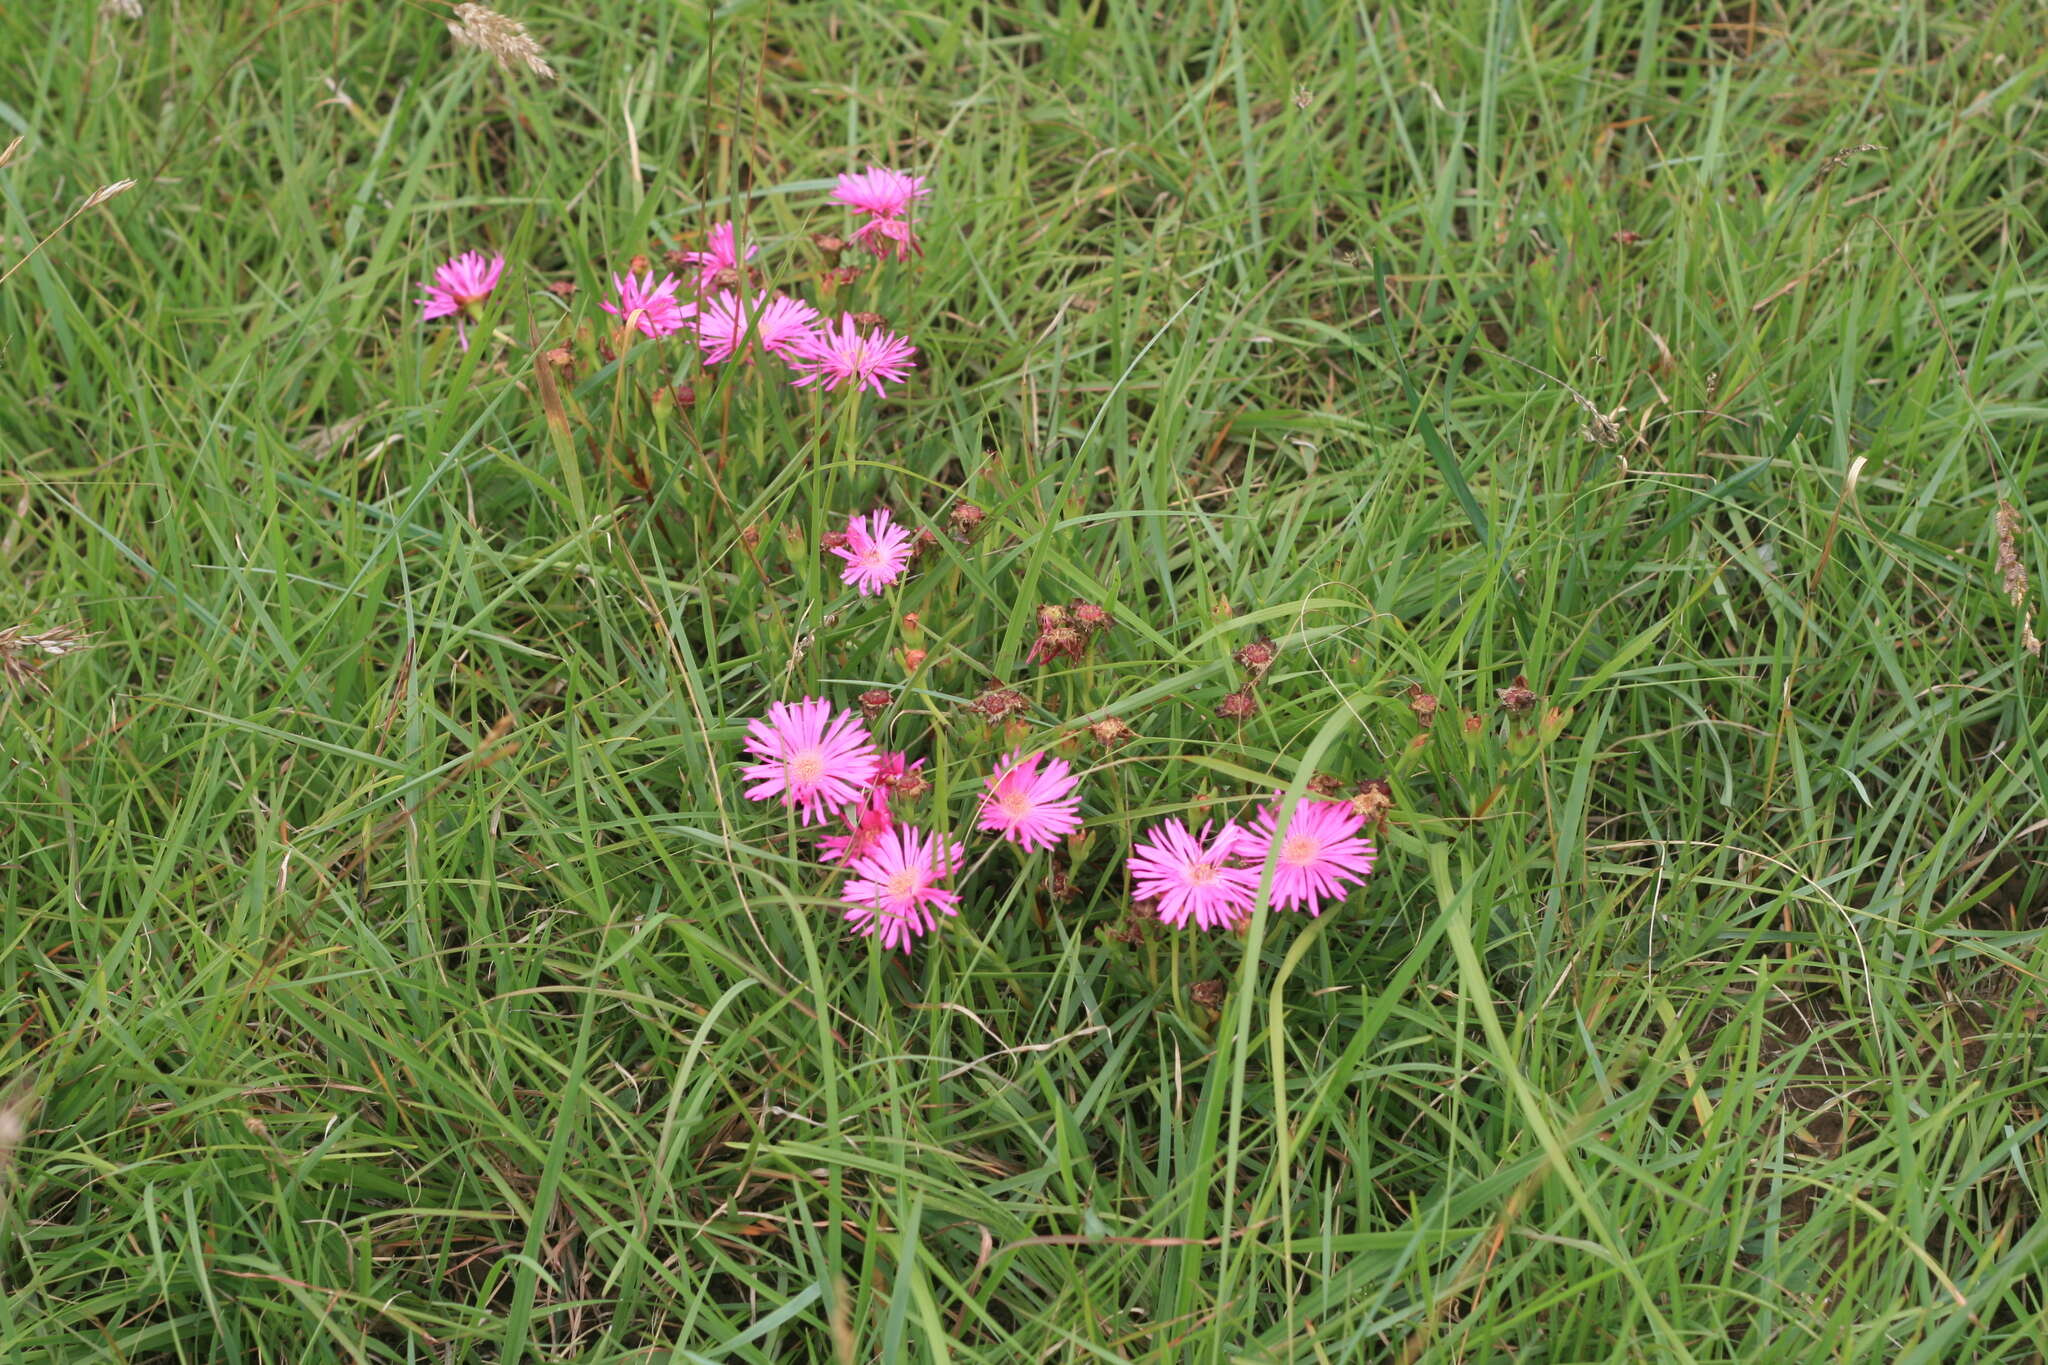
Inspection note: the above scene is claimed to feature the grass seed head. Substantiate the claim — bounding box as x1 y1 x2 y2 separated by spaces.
447 3 555 79
1996 501 2027 607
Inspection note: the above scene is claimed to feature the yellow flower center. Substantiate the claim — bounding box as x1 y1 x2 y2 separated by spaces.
1185 862 1217 886
996 788 1032 818
884 868 921 901
1280 834 1321 866
787 751 826 785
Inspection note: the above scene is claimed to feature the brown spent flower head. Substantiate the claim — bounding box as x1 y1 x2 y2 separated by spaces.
857 688 892 720
1069 600 1113 634
968 682 1030 722
1996 501 2028 608
1044 867 1081 904
947 502 985 542
1407 683 1440 726
901 612 922 637
848 311 885 329
1462 713 1484 736
911 526 941 560
738 525 761 550
812 232 847 256
901 648 927 673
1215 688 1260 721
1027 606 1089 667
447 3 556 79
627 253 651 275
1234 635 1279 680
893 768 931 801
674 383 696 407
1497 674 1539 717
545 279 578 298
1189 979 1227 1010
819 529 850 557
1352 778 1393 826
1088 716 1136 749
1306 772 1348 799
0 621 93 693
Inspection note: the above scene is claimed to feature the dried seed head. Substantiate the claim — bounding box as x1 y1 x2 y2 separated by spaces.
2025 606 2043 658
738 525 761 549
1028 626 1086 667
80 180 136 210
947 502 985 541
1462 713 1483 736
1189 979 1227 1010
1497 674 1539 716
1306 772 1347 799
847 311 884 329
1088 716 1136 749
545 279 578 297
911 526 941 559
857 688 892 720
819 530 850 557
1215 688 1260 721
812 232 846 255
893 768 931 800
901 648 927 673
1234 635 1278 680
1069 600 1113 633
1044 868 1080 904
100 0 144 19
0 621 92 693
1407 683 1439 725
1351 778 1393 825
448 3 556 79
1996 501 2028 608
968 683 1030 722
1036 603 1070 633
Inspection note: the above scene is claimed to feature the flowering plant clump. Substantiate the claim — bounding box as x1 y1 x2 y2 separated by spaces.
426 161 1393 964
418 169 926 400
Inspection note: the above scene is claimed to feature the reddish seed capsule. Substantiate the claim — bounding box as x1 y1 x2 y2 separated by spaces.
947 503 985 541
857 688 892 720
1215 688 1259 721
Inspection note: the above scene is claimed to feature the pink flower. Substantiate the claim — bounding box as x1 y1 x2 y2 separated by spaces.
851 215 921 261
1128 819 1260 931
830 166 930 220
817 799 893 865
694 290 820 365
841 825 965 952
976 750 1083 853
417 250 505 350
830 509 915 595
790 315 918 397
738 697 881 825
601 270 694 338
676 220 759 290
1240 798 1376 916
816 752 924 863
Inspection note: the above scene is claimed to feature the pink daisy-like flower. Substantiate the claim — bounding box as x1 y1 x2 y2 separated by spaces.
817 798 893 865
830 166 930 220
841 825 966 952
694 290 821 365
790 315 918 398
600 270 694 338
1240 797 1376 916
417 250 505 350
831 509 915 595
851 214 921 262
739 697 881 825
1128 819 1261 931
816 752 924 863
676 220 759 290
976 750 1083 853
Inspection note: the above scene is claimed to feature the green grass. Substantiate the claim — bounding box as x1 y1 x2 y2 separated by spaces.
3 0 2046 1359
